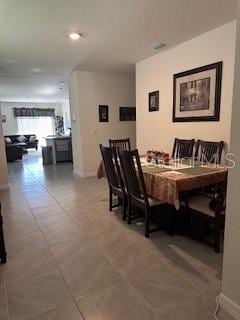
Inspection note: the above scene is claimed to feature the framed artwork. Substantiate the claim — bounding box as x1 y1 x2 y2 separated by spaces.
119 107 136 121
173 61 222 122
1 115 6 123
99 105 108 122
148 91 159 112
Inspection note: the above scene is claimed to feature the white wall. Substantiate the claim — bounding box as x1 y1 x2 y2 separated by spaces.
0 101 65 135
0 108 8 189
61 100 71 134
136 22 236 156
69 70 136 177
221 2 240 318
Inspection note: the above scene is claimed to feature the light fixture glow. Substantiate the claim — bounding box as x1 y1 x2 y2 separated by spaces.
69 32 81 40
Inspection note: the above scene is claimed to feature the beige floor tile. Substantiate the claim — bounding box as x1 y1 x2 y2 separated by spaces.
6 231 48 258
29 301 84 320
3 247 58 284
76 277 154 320
27 199 58 209
40 224 83 246
50 241 123 298
31 205 65 218
2 209 34 225
217 309 235 320
154 290 220 320
4 220 39 241
109 243 197 312
0 279 8 320
7 271 72 320
36 213 72 229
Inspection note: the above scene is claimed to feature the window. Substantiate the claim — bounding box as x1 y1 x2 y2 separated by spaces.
119 107 136 121
17 117 55 146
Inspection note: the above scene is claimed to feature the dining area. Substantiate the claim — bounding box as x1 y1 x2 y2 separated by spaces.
99 137 227 253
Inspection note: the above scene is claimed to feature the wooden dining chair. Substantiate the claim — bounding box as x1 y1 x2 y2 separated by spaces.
118 149 163 237
109 138 131 151
0 203 7 263
99 145 127 220
195 140 224 164
182 178 227 253
172 138 195 158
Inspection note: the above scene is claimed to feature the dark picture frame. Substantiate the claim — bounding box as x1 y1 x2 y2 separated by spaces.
99 105 109 122
148 91 159 112
119 107 136 121
173 62 223 122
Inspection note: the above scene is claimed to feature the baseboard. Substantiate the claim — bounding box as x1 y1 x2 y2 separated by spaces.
0 184 9 190
220 293 240 320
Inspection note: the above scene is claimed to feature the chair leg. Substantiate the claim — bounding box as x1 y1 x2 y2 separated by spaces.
127 198 132 224
122 197 127 221
214 216 220 253
109 187 113 211
145 208 150 238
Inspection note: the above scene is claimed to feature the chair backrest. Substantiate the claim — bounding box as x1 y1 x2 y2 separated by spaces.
109 138 131 151
195 140 224 164
99 144 123 191
119 149 148 205
172 138 195 158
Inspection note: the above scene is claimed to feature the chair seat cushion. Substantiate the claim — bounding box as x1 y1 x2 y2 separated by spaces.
188 195 224 217
132 195 163 207
148 196 163 207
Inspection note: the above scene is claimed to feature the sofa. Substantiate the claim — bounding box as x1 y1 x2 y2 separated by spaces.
4 134 39 150
5 144 23 162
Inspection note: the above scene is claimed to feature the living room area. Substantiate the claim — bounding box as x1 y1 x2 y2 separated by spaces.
1 101 72 163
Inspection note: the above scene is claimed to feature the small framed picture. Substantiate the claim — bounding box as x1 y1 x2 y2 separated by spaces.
1 115 6 123
99 105 109 122
148 91 159 112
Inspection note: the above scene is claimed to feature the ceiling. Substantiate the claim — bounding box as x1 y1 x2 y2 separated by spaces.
0 0 237 102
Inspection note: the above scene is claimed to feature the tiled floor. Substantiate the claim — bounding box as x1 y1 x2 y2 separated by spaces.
0 151 234 319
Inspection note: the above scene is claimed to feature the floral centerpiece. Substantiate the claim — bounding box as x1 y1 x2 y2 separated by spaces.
146 150 169 164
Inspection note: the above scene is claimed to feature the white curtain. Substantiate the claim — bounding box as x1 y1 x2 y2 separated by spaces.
17 117 55 146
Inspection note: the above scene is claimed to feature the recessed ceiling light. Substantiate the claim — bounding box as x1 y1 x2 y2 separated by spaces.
149 42 166 50
69 32 81 40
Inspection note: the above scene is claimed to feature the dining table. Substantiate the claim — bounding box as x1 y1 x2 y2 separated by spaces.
97 157 227 210
140 158 227 210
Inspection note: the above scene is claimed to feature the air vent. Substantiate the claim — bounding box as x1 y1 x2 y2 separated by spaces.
149 42 166 50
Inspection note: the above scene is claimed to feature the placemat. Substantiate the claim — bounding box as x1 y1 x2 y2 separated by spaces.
142 166 172 174
175 166 219 176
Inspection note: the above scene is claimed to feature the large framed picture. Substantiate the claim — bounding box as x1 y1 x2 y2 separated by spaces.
148 91 159 112
173 62 222 122
99 105 109 122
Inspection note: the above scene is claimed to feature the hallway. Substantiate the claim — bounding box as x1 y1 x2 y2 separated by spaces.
0 158 233 319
